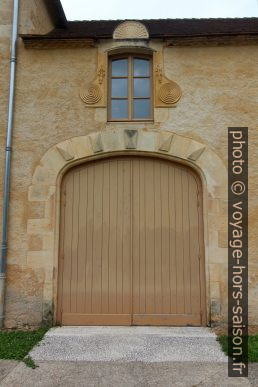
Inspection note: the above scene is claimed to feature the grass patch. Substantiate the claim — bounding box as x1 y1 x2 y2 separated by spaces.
0 327 48 368
23 356 38 369
218 334 258 362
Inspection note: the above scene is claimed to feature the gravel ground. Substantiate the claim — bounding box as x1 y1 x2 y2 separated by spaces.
1 328 255 386
30 327 227 363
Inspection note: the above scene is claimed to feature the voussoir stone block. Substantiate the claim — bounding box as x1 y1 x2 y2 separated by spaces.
28 185 56 202
89 133 103 153
196 151 227 195
32 165 52 185
169 134 193 159
124 129 138 149
56 140 75 161
187 145 206 161
101 129 125 152
138 130 157 152
40 148 67 177
158 131 174 152
70 136 93 159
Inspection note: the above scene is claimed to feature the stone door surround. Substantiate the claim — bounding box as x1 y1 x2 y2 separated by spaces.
28 128 227 324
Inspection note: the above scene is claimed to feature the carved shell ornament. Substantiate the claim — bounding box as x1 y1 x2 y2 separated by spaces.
159 82 182 104
113 21 149 40
80 84 102 105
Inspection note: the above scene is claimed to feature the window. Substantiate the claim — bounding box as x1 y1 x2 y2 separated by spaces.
108 55 153 121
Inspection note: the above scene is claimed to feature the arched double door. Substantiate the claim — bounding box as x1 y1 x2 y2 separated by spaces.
57 156 206 326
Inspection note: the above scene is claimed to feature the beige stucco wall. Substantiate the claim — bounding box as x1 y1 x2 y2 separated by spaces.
0 0 12 236
0 0 54 224
0 1 257 327
19 0 55 34
0 0 55 326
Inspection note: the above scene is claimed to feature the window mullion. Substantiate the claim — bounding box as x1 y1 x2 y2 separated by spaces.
129 56 133 120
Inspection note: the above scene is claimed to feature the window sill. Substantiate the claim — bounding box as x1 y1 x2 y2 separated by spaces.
107 119 154 123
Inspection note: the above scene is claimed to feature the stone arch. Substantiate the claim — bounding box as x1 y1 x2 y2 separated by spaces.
28 128 227 324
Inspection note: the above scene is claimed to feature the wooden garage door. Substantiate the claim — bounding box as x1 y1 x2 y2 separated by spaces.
57 156 206 326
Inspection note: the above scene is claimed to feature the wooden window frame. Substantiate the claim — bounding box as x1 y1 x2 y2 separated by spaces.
108 54 153 122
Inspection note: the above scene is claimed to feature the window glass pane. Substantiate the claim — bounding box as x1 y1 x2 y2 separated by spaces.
112 59 128 76
134 78 150 98
111 78 128 98
134 59 150 76
133 99 151 119
111 99 128 119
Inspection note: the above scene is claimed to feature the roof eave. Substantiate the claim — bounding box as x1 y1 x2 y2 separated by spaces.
44 0 67 28
20 33 258 49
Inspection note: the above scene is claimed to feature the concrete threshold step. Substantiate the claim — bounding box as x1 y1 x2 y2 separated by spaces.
46 326 217 337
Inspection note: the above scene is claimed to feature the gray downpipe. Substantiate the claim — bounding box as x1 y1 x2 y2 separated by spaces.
0 0 20 328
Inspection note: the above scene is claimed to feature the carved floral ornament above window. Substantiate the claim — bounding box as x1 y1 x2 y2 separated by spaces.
79 21 182 113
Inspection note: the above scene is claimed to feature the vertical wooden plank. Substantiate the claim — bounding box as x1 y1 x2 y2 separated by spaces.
138 159 146 314
122 159 132 314
91 163 103 314
85 165 94 314
175 167 185 314
168 166 177 314
76 168 88 313
101 161 110 314
132 159 140 314
160 162 170 314
108 160 118 314
144 160 155 314
182 170 191 314
154 161 162 314
116 159 124 313
70 172 80 314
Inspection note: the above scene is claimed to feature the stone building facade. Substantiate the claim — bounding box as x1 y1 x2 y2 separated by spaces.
0 0 257 328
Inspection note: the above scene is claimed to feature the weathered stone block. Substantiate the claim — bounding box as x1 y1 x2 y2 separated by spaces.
138 130 156 152
27 219 53 235
210 282 221 299
27 201 45 219
211 300 221 319
27 251 54 278
28 235 43 251
218 231 228 248
28 185 56 202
